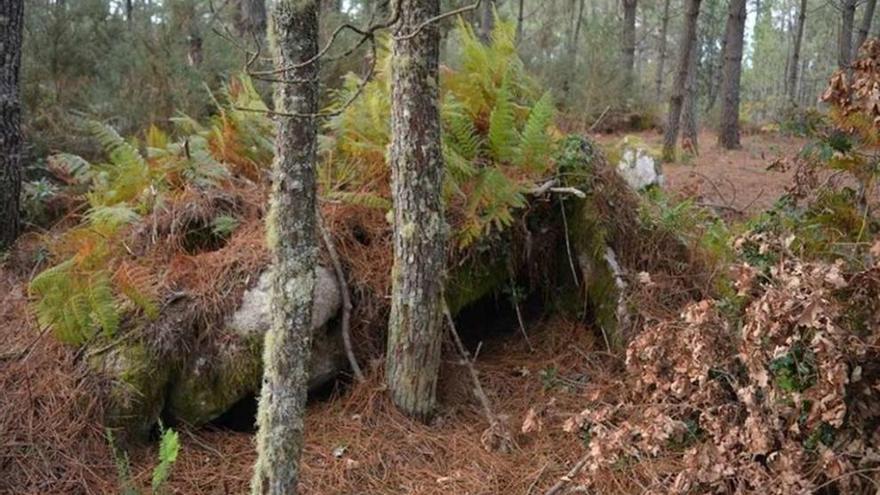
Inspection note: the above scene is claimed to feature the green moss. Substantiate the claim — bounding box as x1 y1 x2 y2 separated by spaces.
92 341 172 443
166 335 263 425
445 250 510 315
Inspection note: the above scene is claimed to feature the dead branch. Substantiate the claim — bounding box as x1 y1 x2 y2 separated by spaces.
543 454 590 495
319 215 364 383
442 302 515 453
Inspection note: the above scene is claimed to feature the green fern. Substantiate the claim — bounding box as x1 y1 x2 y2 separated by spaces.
30 259 120 344
86 204 142 235
517 91 555 171
151 426 180 494
488 75 519 163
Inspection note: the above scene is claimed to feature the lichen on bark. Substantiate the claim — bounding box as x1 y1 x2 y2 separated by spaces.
385 0 447 421
250 1 320 494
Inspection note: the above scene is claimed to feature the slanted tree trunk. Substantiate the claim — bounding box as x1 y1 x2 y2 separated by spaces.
250 1 320 494
516 0 525 43
386 0 446 421
718 0 747 149
0 0 23 251
655 0 671 99
786 0 807 103
622 0 638 91
682 39 700 154
479 0 495 43
840 0 857 71
856 0 877 56
662 0 702 161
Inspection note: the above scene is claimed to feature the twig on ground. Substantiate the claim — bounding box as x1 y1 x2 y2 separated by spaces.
588 105 612 132
319 216 364 383
543 454 590 495
559 197 580 288
442 302 515 453
507 266 535 352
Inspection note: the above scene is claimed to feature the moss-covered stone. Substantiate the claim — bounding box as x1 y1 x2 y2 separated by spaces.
446 251 510 315
89 340 172 442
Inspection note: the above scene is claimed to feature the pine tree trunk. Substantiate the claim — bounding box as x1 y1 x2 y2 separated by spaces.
622 0 638 91
562 0 586 100
234 0 267 39
0 0 23 251
718 0 747 149
682 39 700 154
662 0 702 161
250 1 320 494
856 0 877 56
787 0 807 103
479 0 495 43
840 0 857 71
386 0 446 421
516 0 525 43
655 0 671 99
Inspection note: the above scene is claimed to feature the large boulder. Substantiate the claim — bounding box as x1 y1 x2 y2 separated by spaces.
93 266 345 439
166 266 345 425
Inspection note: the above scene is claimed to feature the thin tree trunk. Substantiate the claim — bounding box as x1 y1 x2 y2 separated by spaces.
682 39 700 154
787 0 807 103
479 0 495 43
718 0 747 149
622 0 638 91
234 0 268 39
563 0 586 100
250 1 320 494
840 0 857 71
386 0 446 421
662 0 702 161
125 0 133 24
655 0 671 99
0 0 23 250
856 0 877 56
516 0 525 43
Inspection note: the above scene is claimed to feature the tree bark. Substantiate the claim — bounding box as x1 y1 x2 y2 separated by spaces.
386 0 446 421
479 0 495 43
655 0 671 99
856 0 877 57
622 0 638 91
562 0 586 100
662 0 702 161
786 0 807 103
682 38 700 154
718 0 747 149
1 0 23 250
516 0 525 43
840 0 857 71
250 1 320 494
234 0 268 39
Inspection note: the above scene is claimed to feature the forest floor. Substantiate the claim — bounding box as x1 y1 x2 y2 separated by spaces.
593 129 809 214
1 129 811 495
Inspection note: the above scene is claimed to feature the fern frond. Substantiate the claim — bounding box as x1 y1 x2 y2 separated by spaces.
47 154 93 185
443 95 483 160
488 75 519 163
517 91 555 172
84 121 148 172
113 262 159 319
86 204 141 235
